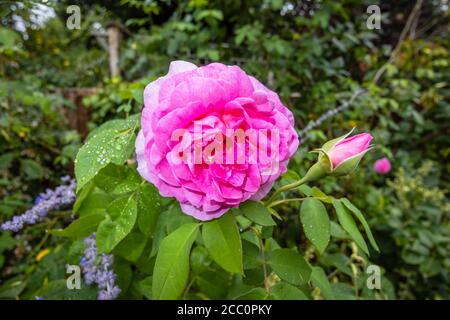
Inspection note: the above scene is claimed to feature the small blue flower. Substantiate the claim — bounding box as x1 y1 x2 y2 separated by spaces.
80 233 121 300
1 177 76 232
34 196 42 205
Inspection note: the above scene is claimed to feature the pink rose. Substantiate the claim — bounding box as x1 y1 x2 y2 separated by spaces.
374 157 391 174
135 61 298 221
327 133 373 169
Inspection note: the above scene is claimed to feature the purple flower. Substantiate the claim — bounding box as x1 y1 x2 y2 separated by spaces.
1 176 76 232
80 233 121 300
34 196 42 205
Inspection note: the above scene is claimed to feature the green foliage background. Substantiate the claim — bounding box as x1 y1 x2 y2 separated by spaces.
0 0 448 300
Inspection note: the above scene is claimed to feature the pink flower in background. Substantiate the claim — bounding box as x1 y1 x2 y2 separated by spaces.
327 133 373 169
135 61 298 221
374 157 391 174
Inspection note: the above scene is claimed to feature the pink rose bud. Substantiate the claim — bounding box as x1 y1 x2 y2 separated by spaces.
301 130 373 183
374 157 391 174
327 133 373 169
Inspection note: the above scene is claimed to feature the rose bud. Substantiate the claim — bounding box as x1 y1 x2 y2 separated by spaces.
303 129 373 181
374 157 391 174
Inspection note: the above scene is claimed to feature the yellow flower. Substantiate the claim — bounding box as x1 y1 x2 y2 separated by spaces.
36 248 50 261
63 59 70 67
348 120 358 128
18 130 27 138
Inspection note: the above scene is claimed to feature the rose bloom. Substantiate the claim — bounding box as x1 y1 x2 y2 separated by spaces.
136 61 298 220
327 133 373 169
374 157 391 174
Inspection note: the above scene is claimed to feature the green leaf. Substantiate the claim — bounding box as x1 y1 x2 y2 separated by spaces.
332 199 369 255
242 239 262 270
0 153 14 170
75 191 114 217
50 213 105 239
190 246 212 274
20 159 44 180
166 203 196 234
234 287 267 300
139 276 153 300
36 280 97 300
150 210 170 257
137 184 162 237
93 164 142 194
75 118 138 191
152 223 200 299
268 249 311 285
341 198 380 252
271 282 309 300
73 181 95 213
96 194 138 253
202 213 243 274
311 187 333 203
311 266 335 299
240 201 276 226
131 89 144 105
330 221 349 239
300 198 330 254
114 231 147 263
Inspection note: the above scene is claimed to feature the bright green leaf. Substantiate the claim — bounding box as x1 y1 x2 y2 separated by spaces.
93 164 141 194
332 199 369 255
75 118 138 192
137 184 162 237
300 198 330 254
342 198 380 252
152 223 200 299
96 194 138 253
50 213 105 239
202 213 243 274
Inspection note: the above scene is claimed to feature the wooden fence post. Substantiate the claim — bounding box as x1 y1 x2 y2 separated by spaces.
106 23 121 78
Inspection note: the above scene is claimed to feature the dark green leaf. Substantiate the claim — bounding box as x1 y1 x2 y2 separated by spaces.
311 266 335 299
240 201 276 226
271 282 309 300
268 249 311 285
332 199 369 255
342 198 380 252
